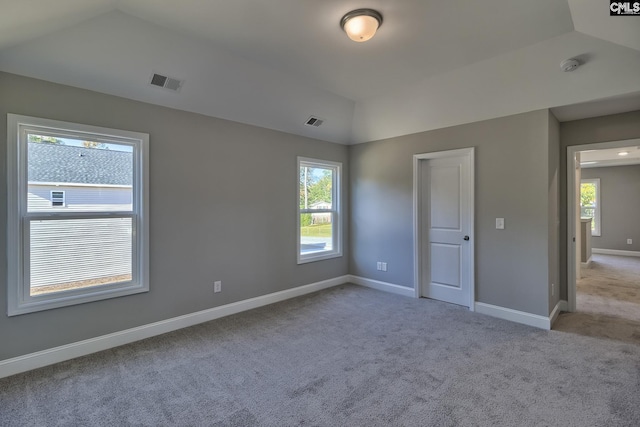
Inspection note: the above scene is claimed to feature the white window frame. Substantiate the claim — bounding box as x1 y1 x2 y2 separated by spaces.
580 178 601 236
7 114 149 316
50 190 66 207
297 157 342 264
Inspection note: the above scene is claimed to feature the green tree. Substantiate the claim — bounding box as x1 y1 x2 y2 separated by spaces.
580 182 596 208
580 181 597 230
82 141 108 149
300 167 309 209
28 135 63 144
300 167 332 209
308 171 332 206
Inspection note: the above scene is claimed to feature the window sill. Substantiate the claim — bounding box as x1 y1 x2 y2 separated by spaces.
297 251 342 265
8 283 148 316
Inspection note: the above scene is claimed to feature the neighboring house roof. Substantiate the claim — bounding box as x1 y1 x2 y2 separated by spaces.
310 201 331 208
28 143 132 186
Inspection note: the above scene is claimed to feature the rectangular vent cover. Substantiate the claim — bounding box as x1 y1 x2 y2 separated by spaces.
305 116 324 127
150 73 183 92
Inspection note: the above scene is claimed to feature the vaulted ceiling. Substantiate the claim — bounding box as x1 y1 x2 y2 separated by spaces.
1 1 639 144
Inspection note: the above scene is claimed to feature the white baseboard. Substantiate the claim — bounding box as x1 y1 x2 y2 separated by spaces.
592 248 640 257
0 275 349 379
350 276 555 329
549 300 564 328
559 300 568 312
348 275 415 298
474 302 552 330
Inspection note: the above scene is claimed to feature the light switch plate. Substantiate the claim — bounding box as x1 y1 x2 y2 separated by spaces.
496 218 505 230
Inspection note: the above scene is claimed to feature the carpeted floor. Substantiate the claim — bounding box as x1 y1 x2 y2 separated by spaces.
555 254 640 345
1 283 639 426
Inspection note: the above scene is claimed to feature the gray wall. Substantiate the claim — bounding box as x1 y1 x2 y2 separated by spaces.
581 165 640 252
559 111 640 300
350 110 554 317
0 72 349 361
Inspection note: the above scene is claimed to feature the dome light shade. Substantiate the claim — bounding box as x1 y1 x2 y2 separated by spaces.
341 9 383 42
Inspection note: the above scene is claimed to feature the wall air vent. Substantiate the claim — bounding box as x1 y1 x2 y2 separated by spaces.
305 116 325 127
149 73 183 92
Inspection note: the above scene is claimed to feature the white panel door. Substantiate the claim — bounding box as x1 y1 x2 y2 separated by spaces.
420 153 472 307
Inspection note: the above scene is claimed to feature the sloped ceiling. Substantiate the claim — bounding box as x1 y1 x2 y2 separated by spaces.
569 0 640 51
0 1 639 144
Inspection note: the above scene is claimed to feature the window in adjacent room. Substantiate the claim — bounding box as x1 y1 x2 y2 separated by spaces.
50 190 65 207
580 178 600 236
7 114 149 315
298 157 342 263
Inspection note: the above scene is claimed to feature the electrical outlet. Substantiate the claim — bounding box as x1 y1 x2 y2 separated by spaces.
381 262 388 272
627 239 633 245
214 281 222 293
496 218 505 230
376 262 382 270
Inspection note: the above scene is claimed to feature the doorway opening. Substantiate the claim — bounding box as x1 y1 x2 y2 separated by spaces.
564 139 640 342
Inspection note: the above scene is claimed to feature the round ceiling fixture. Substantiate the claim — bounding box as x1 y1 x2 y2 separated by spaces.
340 9 383 42
560 58 580 72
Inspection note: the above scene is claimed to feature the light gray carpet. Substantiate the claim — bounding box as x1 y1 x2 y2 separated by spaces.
555 254 640 345
1 284 639 426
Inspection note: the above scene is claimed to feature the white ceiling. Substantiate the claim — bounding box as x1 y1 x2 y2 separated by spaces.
580 142 640 168
1 1 639 144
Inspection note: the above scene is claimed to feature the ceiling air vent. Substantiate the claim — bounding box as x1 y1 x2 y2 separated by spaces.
305 116 324 127
149 73 183 92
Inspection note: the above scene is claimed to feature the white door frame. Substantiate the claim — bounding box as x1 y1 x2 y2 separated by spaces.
566 138 640 312
413 147 475 310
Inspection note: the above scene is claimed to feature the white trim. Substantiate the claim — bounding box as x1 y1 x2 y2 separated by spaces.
592 248 640 257
413 147 475 310
474 302 552 330
549 300 563 328
30 181 132 189
581 256 592 267
296 157 343 264
0 275 349 379
567 147 578 312
559 300 568 312
348 275 415 297
7 114 150 316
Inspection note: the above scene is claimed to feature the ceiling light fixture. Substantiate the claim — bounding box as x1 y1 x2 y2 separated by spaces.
340 9 383 42
618 151 630 156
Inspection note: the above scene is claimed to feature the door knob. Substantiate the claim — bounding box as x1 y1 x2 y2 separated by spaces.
463 235 470 241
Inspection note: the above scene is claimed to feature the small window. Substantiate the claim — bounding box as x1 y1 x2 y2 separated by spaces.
7 114 149 316
50 190 65 207
580 178 601 236
298 157 342 263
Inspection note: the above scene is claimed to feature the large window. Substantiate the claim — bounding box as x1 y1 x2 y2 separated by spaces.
580 178 600 236
7 114 149 315
298 157 342 263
